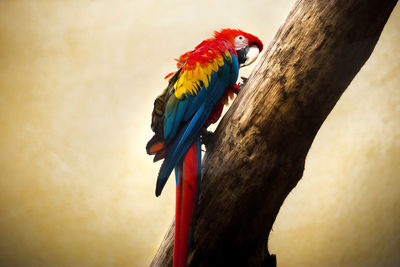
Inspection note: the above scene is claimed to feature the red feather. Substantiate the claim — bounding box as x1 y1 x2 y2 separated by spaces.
214 28 264 51
174 141 200 267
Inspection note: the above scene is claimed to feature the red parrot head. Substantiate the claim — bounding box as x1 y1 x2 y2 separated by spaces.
214 28 264 67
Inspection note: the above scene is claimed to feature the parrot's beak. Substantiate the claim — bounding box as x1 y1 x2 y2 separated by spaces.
237 45 260 67
242 45 260 67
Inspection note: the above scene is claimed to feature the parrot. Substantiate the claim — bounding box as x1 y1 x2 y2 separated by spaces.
146 28 263 267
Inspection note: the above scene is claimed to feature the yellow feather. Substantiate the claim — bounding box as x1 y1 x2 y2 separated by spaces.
203 75 209 88
173 49 230 99
186 70 192 80
196 64 204 80
224 51 232 64
205 63 210 72
217 55 224 66
211 60 219 72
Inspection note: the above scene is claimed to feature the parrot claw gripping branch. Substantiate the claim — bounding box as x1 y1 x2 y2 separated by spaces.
146 29 263 267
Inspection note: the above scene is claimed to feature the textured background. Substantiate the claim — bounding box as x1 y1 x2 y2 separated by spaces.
0 1 399 266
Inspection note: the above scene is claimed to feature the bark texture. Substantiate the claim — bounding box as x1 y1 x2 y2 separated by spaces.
151 0 397 266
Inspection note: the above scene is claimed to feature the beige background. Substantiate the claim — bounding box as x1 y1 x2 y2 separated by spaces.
0 1 399 266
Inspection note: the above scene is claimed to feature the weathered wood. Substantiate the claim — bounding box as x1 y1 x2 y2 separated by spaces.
150 0 397 266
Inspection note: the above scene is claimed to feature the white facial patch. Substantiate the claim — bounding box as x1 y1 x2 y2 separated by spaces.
234 35 248 50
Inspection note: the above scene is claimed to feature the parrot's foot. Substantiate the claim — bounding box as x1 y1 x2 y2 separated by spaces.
200 129 214 150
238 76 249 91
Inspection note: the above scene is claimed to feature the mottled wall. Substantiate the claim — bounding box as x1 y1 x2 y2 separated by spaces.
0 1 398 266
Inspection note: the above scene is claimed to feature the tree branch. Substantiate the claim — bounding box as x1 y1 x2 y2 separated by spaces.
150 0 398 266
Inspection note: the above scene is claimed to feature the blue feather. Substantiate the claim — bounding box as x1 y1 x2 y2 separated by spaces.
155 54 239 196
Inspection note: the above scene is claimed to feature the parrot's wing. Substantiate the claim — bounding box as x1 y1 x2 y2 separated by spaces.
155 39 239 196
163 39 237 142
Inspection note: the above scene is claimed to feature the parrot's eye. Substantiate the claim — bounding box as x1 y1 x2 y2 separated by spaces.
235 35 245 42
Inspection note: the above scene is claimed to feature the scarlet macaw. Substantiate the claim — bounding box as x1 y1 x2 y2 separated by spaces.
146 29 263 267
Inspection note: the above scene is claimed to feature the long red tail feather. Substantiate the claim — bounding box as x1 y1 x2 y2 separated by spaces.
173 139 201 267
